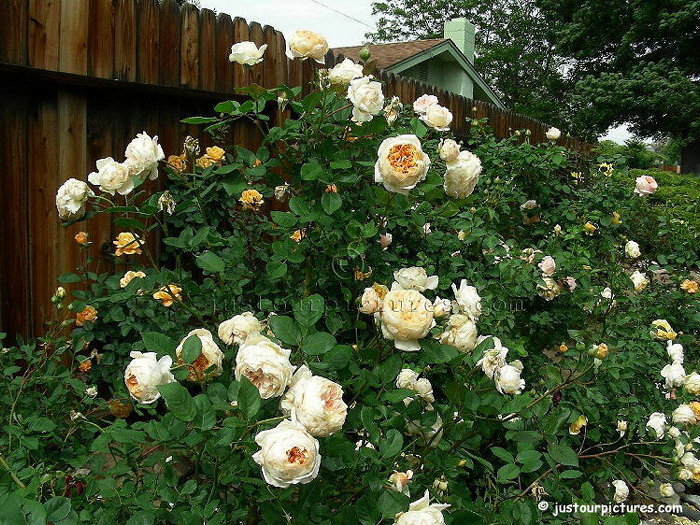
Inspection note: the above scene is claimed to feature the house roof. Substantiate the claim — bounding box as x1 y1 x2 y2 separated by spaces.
333 39 446 70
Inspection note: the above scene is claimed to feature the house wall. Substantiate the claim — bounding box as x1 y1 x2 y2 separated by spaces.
401 60 474 99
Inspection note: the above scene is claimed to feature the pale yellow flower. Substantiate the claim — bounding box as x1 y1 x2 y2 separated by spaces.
611 211 622 225
583 222 597 235
196 155 215 169
205 146 225 162
569 415 587 435
598 163 614 177
120 270 146 289
239 189 264 210
113 232 142 256
595 343 609 359
153 285 182 307
681 279 698 294
290 229 305 243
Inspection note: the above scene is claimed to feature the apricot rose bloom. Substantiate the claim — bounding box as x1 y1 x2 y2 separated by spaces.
286 30 329 64
75 305 98 327
239 189 264 210
119 270 146 288
113 232 142 256
375 135 430 194
380 288 436 351
153 284 182 307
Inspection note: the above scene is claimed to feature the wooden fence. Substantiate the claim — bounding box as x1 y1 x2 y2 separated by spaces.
0 0 588 340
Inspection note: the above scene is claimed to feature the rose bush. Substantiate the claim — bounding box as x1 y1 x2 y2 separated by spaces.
1 39 699 525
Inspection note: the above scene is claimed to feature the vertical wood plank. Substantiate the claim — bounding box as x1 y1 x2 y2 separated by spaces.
0 0 28 65
215 13 235 93
59 0 88 74
137 0 160 85
88 0 116 78
180 3 199 88
248 22 264 88
115 0 137 81
198 8 216 92
28 0 59 70
158 0 181 88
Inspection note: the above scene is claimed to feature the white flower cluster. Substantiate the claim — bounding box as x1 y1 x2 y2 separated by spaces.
475 336 526 395
413 94 453 131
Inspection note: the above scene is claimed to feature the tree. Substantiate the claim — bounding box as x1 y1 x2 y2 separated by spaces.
366 0 570 126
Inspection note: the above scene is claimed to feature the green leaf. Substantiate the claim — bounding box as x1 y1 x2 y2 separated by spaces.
158 382 197 422
380 429 403 459
268 315 302 346
497 463 521 482
559 470 583 479
548 443 579 467
321 192 342 214
492 446 515 464
301 161 323 180
142 332 177 355
181 334 202 364
237 377 261 419
266 261 288 278
196 251 225 273
301 332 337 355
43 497 71 522
270 211 297 228
294 294 325 327
289 196 311 217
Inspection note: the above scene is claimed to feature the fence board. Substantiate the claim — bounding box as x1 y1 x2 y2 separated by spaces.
137 0 160 85
0 0 28 65
115 0 137 81
28 0 59 70
88 0 115 79
198 8 217 92
180 3 199 88
215 14 235 93
59 0 88 74
158 0 181 88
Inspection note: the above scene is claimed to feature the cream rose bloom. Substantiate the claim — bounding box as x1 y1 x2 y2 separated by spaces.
229 41 267 65
396 369 419 389
651 319 677 340
218 312 262 345
545 127 561 140
612 480 629 503
412 94 439 115
88 157 133 195
375 135 430 194
475 336 508 379
123 351 176 404
176 329 224 382
661 361 686 389
634 175 658 196
439 139 460 164
660 483 675 498
393 267 439 292
646 412 667 439
443 150 482 198
286 30 329 63
625 240 641 258
672 404 697 425
394 490 449 525
439 314 477 352
495 362 525 395
380 288 435 351
280 365 347 437
451 279 481 320
420 104 453 131
328 58 363 85
617 420 628 436
119 270 146 288
684 372 700 394
538 255 556 276
234 332 294 398
538 277 561 301
432 297 452 317
347 76 384 122
359 284 388 314
667 341 684 363
629 270 649 292
56 178 94 220
124 132 164 181
252 419 321 488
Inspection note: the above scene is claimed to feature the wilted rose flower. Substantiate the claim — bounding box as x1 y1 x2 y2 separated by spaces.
113 232 142 256
545 127 561 140
394 489 449 525
475 336 509 379
290 229 305 243
443 150 481 198
124 132 164 181
328 58 363 85
684 372 700 394
583 222 597 235
611 211 622 225
280 365 347 437
286 30 329 63
438 138 460 164
253 419 321 488
119 270 146 288
274 183 291 202
439 314 477 352
218 312 262 346
56 178 94 220
378 232 393 250
612 480 629 503
234 332 294 398
176 329 224 382
152 284 182 307
347 76 384 122
553 224 562 235
520 200 538 211
646 412 667 439
393 267 438 292
412 94 439 116
383 96 403 125
666 341 684 363
431 297 452 317
157 190 176 215
630 270 649 292
617 420 628 436
420 104 452 131
495 362 524 394
406 405 443 446
625 240 641 258
672 404 697 425
634 175 658 196
651 319 677 340
660 483 675 498
451 279 481 320
661 361 686 389
537 277 561 301
375 135 430 194
538 255 556 276
166 154 187 173
359 283 388 315
563 276 577 291
389 470 413 494
569 415 588 435
123 351 176 404
88 157 133 195
75 305 97 327
381 288 435 351
229 41 267 65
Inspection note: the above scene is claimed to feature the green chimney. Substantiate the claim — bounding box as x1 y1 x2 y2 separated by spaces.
444 18 475 64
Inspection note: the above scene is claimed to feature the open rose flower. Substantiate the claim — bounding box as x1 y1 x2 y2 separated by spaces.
113 232 142 256
235 332 294 398
394 489 449 525
88 157 133 195
393 267 438 292
625 240 641 258
495 361 525 395
152 284 182 307
661 361 686 389
347 76 384 122
443 150 481 198
218 312 262 346
475 336 509 379
545 127 561 140
175 329 224 382
328 58 363 85
651 319 677 341
375 135 430 194
229 41 267 66
630 270 648 292
280 365 347 437
646 412 667 439
420 104 453 131
439 314 477 352
359 283 388 315
538 256 556 276
634 175 658 196
439 138 460 164
412 94 439 116
286 30 328 64
380 287 436 351
612 480 629 503
451 279 481 320
253 419 321 488
124 132 164 181
56 178 93 220
119 270 146 288
123 351 176 404
75 305 97 327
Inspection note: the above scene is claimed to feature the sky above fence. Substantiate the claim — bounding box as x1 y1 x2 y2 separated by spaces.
199 0 376 48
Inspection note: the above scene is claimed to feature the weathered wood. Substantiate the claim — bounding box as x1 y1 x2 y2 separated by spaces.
215 13 235 93
88 0 115 79
28 0 59 70
115 0 137 81
59 0 88 74
158 0 181 88
0 0 28 65
180 3 199 88
137 0 160 85
198 8 216 92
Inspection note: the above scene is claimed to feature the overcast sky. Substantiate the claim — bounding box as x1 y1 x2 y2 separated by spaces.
198 0 376 48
